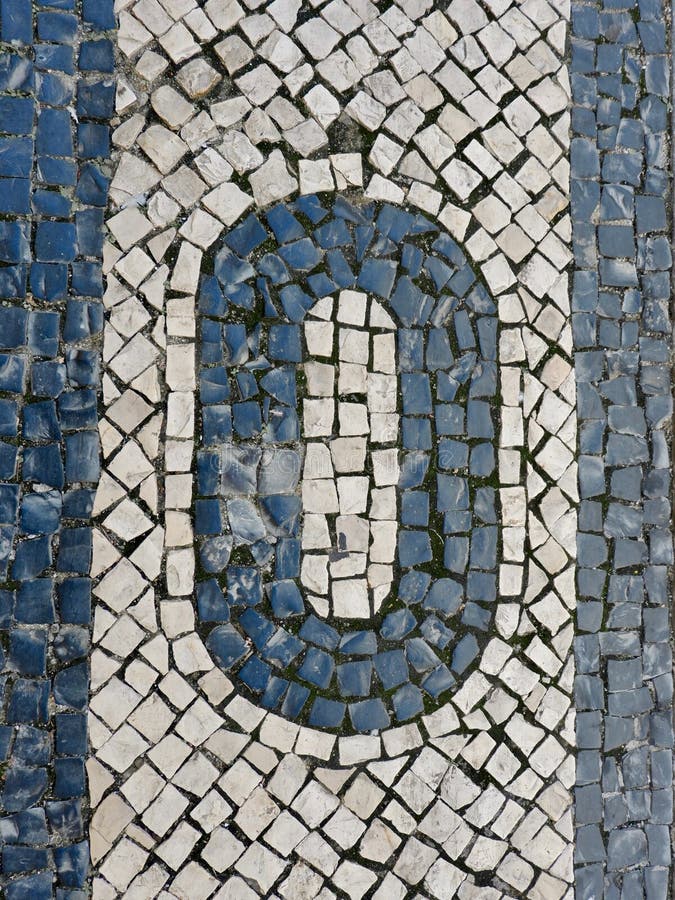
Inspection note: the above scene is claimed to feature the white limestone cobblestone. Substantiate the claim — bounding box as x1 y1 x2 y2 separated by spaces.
91 0 575 895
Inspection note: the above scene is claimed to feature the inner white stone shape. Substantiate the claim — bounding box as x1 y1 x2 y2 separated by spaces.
299 289 400 620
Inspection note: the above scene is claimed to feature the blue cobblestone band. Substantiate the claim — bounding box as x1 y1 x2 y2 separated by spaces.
571 0 673 895
0 0 113 895
0 0 673 893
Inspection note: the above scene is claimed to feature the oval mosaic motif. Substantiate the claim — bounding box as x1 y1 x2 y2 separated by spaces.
195 195 499 732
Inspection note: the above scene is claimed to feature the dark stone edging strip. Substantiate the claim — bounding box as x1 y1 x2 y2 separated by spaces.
0 0 114 895
571 0 674 896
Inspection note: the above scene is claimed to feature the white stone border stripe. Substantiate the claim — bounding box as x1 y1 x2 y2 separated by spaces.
89 0 576 894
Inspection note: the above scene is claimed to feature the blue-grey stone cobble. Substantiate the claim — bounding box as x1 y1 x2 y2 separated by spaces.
0 1 112 894
572 1 673 896
196 197 499 731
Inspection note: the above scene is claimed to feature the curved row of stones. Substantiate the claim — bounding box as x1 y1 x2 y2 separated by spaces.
83 0 576 897
570 0 674 894
195 197 500 732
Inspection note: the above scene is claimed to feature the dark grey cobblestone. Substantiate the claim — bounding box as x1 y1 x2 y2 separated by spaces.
572 0 673 895
0 1 113 895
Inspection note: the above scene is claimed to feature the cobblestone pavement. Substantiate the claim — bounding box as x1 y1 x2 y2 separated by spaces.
0 0 113 896
571 1 673 896
0 0 670 898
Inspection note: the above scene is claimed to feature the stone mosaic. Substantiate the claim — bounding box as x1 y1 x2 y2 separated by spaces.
0 0 114 895
196 199 500 730
571 0 674 897
87 0 579 896
2 0 671 896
